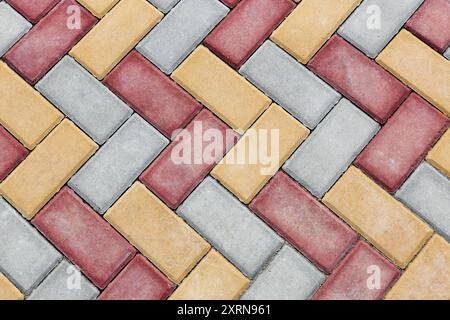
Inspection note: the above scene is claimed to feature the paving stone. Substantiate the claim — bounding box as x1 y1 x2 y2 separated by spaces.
28 259 99 300
0 272 23 300
0 120 97 219
323 166 433 268
171 45 271 131
70 0 162 79
270 0 361 64
249 172 357 273
284 99 379 198
77 0 119 18
177 177 283 278
405 0 450 53
377 29 450 116
37 56 132 144
212 104 309 204
397 162 450 240
69 114 168 214
105 182 210 283
0 62 63 149
338 0 424 58
241 245 325 300
427 128 450 177
140 109 239 209
0 125 28 182
204 0 295 69
98 255 176 300
308 36 411 123
0 198 61 294
104 50 202 139
355 93 448 193
138 0 228 75
5 0 58 23
313 241 400 300
240 41 341 129
385 235 450 300
4 0 96 85
148 0 181 13
32 187 136 289
169 249 249 300
0 2 31 56
221 0 240 8
445 46 450 59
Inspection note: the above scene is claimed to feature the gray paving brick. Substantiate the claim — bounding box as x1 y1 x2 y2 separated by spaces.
28 259 99 300
177 177 283 278
338 0 424 58
240 41 341 129
36 56 132 145
148 0 181 13
445 46 450 60
137 0 229 74
241 245 324 300
0 198 61 294
0 1 31 56
284 99 379 198
397 162 450 240
69 114 168 214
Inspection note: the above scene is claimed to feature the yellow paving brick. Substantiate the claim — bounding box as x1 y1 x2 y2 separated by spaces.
70 0 162 79
0 273 23 300
427 129 450 178
376 30 450 116
104 182 210 284
76 0 120 18
0 120 97 220
169 249 250 300
385 235 450 300
171 45 271 131
212 104 309 204
323 166 433 268
271 0 361 64
0 62 63 150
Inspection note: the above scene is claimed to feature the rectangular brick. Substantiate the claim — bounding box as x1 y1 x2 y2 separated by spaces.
250 172 357 273
427 128 450 177
308 36 411 123
0 198 61 294
376 29 450 116
69 114 168 214
104 182 210 283
0 125 28 182
271 0 361 64
32 187 136 289
169 249 249 300
77 0 119 18
284 99 379 198
4 0 97 85
104 50 202 139
70 0 162 79
0 119 97 219
148 0 181 13
355 93 448 193
221 0 240 8
323 166 433 268
6 0 58 23
0 62 63 150
0 1 31 56
177 177 283 278
0 272 23 300
137 0 228 74
140 109 238 209
240 41 341 129
171 45 271 131
204 0 295 69
37 56 132 144
242 245 324 300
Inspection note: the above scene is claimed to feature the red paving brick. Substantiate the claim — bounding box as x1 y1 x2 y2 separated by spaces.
405 0 450 53
221 0 241 8
249 172 357 273
0 125 28 182
6 0 59 23
308 35 411 124
32 187 136 289
140 109 239 209
312 241 400 300
204 0 295 69
104 50 202 139
355 93 449 193
98 255 175 300
4 0 97 85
